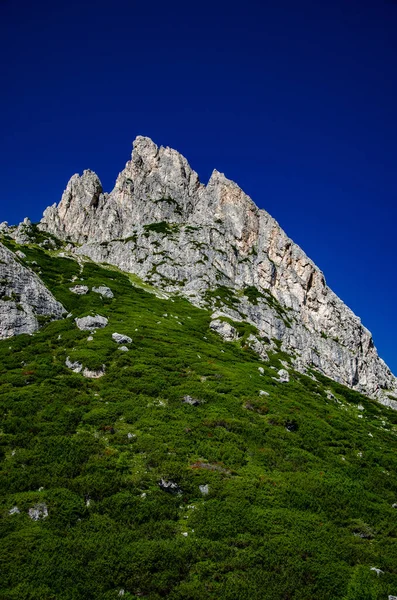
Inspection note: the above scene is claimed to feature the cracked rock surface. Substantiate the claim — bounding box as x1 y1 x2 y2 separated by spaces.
0 242 65 339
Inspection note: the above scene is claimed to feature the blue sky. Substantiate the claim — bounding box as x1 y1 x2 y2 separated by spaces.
1 0 396 373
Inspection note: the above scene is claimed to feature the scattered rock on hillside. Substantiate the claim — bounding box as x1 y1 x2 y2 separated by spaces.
112 332 132 344
370 567 384 577
9 506 20 515
28 503 48 521
246 334 269 360
210 319 237 342
118 345 129 352
83 365 106 378
15 250 26 259
69 285 89 295
65 357 83 373
273 369 290 383
199 484 209 495
75 315 108 331
183 395 201 406
92 285 114 298
158 479 182 494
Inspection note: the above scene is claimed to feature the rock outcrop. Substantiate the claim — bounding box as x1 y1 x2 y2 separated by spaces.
0 242 65 339
39 136 397 406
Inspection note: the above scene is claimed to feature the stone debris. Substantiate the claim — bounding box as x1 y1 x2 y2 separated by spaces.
272 369 290 384
65 357 83 373
246 334 268 360
83 366 106 379
112 332 132 344
258 367 264 375
210 319 237 342
15 250 26 259
199 484 209 495
259 390 269 396
9 506 20 515
28 503 48 521
69 285 89 295
370 567 384 577
118 345 129 352
158 479 182 494
183 395 201 406
75 315 108 331
92 285 114 298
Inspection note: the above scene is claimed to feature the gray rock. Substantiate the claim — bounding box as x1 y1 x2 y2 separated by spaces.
183 395 200 406
258 367 265 375
370 567 384 577
75 314 108 331
158 479 181 494
0 242 65 339
92 285 114 298
118 345 129 352
210 319 237 342
112 332 132 344
12 217 33 245
82 365 105 378
9 506 20 515
277 369 290 383
37 136 397 406
199 484 209 495
15 250 26 259
69 285 89 295
246 334 268 360
65 357 83 373
28 503 48 521
259 390 269 396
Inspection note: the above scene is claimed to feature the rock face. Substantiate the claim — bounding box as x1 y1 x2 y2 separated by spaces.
39 136 397 406
0 243 65 339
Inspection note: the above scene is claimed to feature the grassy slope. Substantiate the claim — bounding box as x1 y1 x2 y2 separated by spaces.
0 242 397 600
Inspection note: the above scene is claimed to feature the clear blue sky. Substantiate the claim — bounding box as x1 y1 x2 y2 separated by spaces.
1 0 396 373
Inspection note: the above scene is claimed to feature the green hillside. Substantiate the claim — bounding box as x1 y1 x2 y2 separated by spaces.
1 240 397 599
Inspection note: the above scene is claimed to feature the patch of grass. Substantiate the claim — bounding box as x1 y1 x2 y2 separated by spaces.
143 221 180 236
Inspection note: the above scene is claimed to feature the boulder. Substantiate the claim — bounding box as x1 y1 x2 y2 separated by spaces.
92 286 114 298
210 319 237 342
112 332 132 344
69 285 89 295
75 315 108 331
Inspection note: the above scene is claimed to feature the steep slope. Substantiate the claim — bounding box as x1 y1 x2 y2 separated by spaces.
1 242 397 600
0 241 65 338
39 136 397 405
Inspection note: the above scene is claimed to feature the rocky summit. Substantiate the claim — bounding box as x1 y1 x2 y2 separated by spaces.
35 136 396 407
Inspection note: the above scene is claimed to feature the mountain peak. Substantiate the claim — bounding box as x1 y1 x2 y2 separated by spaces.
37 137 397 406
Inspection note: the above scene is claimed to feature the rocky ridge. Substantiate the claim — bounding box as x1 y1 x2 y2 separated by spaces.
0 242 65 338
11 135 396 407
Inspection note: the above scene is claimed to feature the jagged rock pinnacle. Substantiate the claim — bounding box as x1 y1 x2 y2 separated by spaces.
38 136 397 406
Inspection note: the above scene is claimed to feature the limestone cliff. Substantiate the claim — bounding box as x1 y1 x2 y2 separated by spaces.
0 242 65 338
39 136 397 406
